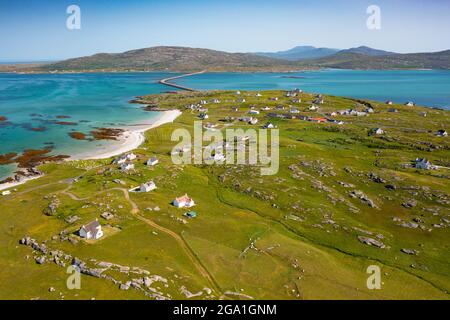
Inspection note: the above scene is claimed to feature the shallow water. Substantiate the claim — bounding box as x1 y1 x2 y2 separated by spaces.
175 69 450 109
1 69 449 179
0 72 179 178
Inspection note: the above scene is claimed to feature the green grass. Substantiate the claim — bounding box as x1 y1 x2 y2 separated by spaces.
0 90 449 300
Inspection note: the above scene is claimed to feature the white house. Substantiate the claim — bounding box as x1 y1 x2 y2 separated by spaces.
372 128 385 135
313 97 324 104
173 194 195 208
308 105 319 111
386 100 393 105
248 109 260 115
115 153 137 164
414 158 433 170
79 219 103 240
238 98 246 103
292 99 301 103
405 101 415 107
199 112 209 120
212 152 225 162
200 100 208 105
249 118 259 125
146 157 159 166
286 92 297 97
239 116 252 122
261 106 271 111
269 97 279 101
120 162 134 171
140 181 157 192
2 190 11 196
212 99 220 103
290 108 300 114
436 129 448 137
255 92 262 97
263 122 275 129
236 91 241 95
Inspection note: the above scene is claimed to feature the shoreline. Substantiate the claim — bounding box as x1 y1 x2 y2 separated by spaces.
71 109 181 160
0 109 182 192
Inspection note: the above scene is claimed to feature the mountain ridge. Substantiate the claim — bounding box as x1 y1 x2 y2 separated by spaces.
12 45 450 72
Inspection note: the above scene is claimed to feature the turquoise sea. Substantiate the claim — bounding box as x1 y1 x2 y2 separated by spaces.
174 69 450 109
0 72 175 179
0 69 449 179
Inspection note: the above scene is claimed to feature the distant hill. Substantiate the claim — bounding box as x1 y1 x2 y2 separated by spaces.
297 50 450 69
254 46 339 61
41 46 296 72
28 46 450 72
337 46 396 56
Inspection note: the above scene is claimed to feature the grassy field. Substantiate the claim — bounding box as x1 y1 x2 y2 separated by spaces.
0 89 449 300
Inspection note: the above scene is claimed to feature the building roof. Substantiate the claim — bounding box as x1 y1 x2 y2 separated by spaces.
175 194 192 203
81 220 101 235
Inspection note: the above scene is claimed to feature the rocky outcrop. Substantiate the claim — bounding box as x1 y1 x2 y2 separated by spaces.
358 236 386 249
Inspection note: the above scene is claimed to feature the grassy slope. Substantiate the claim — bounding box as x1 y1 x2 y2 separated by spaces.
0 90 449 300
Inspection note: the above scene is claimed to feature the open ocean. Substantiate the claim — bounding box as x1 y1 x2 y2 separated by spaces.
1 69 449 179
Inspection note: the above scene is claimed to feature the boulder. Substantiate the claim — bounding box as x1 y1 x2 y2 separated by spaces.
401 248 419 255
35 256 46 264
358 236 386 249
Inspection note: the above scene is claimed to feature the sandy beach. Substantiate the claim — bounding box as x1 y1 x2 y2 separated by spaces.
0 109 182 192
71 109 181 160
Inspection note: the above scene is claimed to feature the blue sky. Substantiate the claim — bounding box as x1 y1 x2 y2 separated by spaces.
0 0 449 61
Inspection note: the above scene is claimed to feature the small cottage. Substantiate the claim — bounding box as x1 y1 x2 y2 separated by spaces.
173 194 195 208
184 211 197 218
263 122 275 129
414 158 432 170
79 219 103 240
120 162 134 171
249 118 259 125
140 181 157 192
146 157 159 166
371 128 385 135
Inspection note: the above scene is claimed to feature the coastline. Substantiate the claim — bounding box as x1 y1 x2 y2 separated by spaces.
0 109 182 192
0 174 43 192
71 109 181 160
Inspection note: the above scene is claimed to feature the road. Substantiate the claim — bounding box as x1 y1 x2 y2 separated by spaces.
158 70 205 92
62 185 223 296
